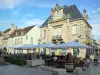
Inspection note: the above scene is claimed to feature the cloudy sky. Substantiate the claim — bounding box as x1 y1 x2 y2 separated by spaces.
0 0 100 40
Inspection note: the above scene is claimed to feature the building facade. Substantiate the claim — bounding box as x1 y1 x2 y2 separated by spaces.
40 4 92 57
0 24 16 52
0 24 40 54
8 25 40 54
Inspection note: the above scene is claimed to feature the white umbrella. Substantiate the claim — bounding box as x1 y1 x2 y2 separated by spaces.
16 44 36 49
33 43 56 54
7 45 15 48
13 45 24 49
52 41 92 49
34 43 56 48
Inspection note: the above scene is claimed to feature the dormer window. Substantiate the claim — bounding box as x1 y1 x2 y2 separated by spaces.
21 32 23 35
16 32 18 36
53 9 63 20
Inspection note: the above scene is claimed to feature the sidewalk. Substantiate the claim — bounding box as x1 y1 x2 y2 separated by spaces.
0 62 100 75
54 65 100 75
83 65 100 75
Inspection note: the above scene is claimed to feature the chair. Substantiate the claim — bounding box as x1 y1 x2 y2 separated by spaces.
93 59 99 66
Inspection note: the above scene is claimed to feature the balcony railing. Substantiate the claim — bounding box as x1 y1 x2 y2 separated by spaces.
52 35 62 40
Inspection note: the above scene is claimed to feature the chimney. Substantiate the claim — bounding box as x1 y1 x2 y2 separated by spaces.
11 24 15 30
56 4 59 7
83 9 88 21
11 24 14 27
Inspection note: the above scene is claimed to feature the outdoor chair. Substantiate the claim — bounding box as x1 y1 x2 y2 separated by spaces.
83 59 90 70
93 59 99 66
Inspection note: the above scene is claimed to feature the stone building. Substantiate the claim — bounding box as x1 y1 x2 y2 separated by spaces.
40 4 92 57
0 24 16 50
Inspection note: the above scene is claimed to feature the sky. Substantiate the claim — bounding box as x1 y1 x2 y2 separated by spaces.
0 0 100 40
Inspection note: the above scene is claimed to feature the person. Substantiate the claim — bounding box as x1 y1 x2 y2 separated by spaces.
53 56 57 61
40 51 44 59
66 53 73 63
53 55 57 67
83 58 90 70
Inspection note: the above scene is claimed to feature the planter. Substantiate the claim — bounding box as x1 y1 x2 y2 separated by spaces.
27 59 44 67
65 62 74 72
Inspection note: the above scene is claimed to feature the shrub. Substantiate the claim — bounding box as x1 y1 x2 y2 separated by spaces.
3 55 27 66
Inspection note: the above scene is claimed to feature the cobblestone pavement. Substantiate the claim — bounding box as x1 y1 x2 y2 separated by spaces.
0 62 100 75
0 62 52 75
54 65 100 75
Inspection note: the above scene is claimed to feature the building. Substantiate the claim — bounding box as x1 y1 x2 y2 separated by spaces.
0 24 17 52
0 31 3 49
7 25 40 54
0 24 40 54
40 4 92 57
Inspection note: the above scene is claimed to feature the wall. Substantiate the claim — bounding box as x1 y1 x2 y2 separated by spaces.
7 26 40 54
40 19 92 57
24 26 40 45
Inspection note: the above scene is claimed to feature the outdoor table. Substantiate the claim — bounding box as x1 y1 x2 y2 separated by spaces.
45 59 51 66
57 60 66 68
74 60 84 68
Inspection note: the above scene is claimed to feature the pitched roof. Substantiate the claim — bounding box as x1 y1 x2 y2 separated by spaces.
23 25 35 34
10 29 22 37
40 5 84 28
63 5 83 19
40 16 51 28
10 25 35 37
3 28 11 33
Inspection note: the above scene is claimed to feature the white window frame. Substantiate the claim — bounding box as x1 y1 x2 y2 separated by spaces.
26 35 28 40
31 37 33 44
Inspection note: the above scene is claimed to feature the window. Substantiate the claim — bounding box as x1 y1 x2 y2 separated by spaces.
53 27 62 35
31 37 33 44
21 38 23 44
58 27 62 35
18 38 20 44
21 32 23 35
15 39 17 44
72 24 77 34
43 30 46 39
54 28 57 35
26 35 28 40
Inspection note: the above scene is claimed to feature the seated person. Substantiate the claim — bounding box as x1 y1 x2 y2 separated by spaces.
52 56 58 66
66 53 73 63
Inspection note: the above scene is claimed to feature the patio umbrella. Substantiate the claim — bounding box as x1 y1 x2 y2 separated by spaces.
34 43 56 48
52 41 92 49
34 43 56 54
7 45 16 48
16 44 36 49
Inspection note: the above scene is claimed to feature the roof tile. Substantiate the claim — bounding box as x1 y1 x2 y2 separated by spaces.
40 4 83 28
